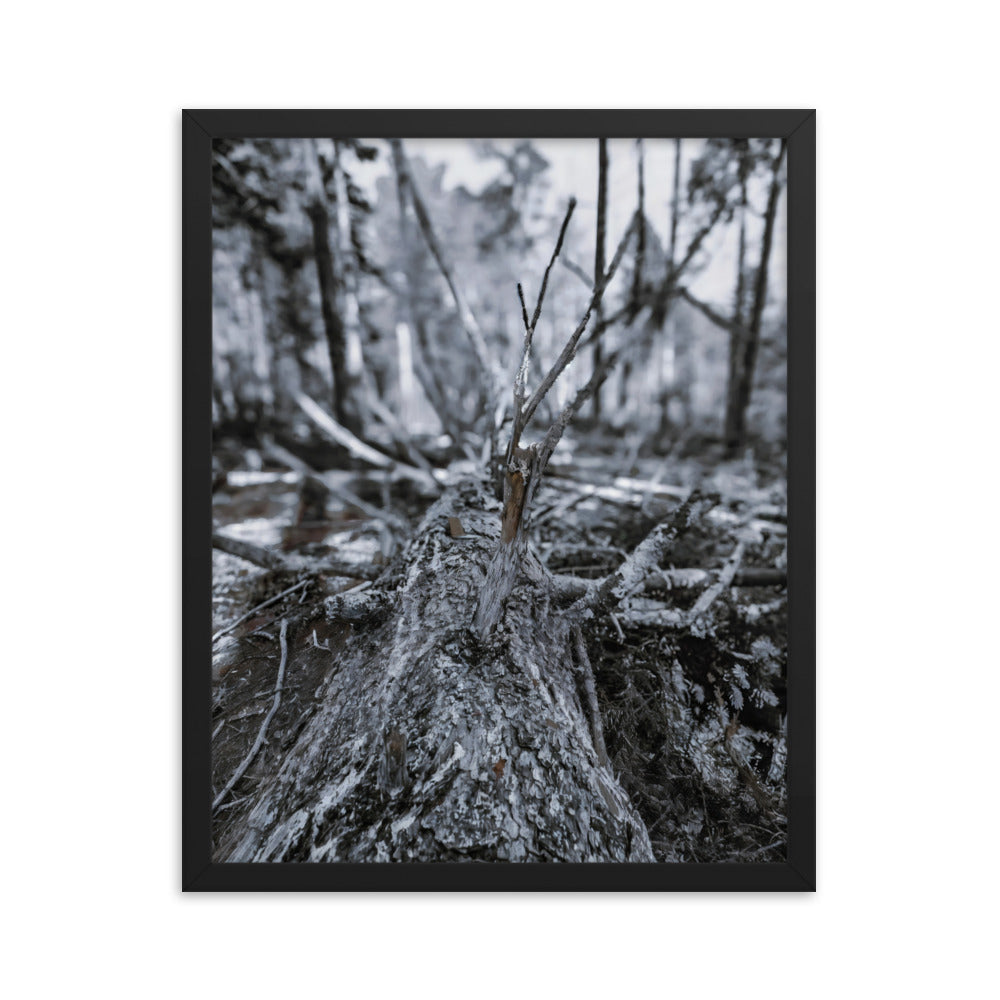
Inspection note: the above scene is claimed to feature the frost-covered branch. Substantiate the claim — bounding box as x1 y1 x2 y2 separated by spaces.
551 564 786 602
572 491 719 617
688 539 746 620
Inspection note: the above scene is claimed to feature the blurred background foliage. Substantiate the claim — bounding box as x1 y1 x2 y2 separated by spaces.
211 137 786 466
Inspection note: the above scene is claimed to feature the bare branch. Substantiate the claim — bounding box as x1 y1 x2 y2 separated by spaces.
572 625 609 768
261 438 408 532
560 256 593 290
688 540 746 620
212 531 287 571
508 194 570 456
213 530 383 585
521 212 639 430
649 199 729 323
529 197 576 331
551 565 786 601
388 160 466 444
213 580 310 644
294 392 438 491
674 199 728 279
213 619 290 812
389 139 496 389
532 313 650 475
516 282 530 333
572 491 719 617
678 287 752 341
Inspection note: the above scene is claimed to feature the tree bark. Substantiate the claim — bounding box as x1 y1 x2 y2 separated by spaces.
620 139 645 412
591 138 608 420
724 140 786 455
723 141 750 449
304 140 363 435
216 482 654 863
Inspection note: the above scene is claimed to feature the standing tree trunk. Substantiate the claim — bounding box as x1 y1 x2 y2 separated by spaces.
389 142 468 446
658 138 687 435
724 139 786 455
591 138 608 420
723 141 751 449
304 139 363 435
620 139 646 413
668 138 681 269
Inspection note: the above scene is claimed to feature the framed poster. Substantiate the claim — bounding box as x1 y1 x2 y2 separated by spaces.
183 109 815 890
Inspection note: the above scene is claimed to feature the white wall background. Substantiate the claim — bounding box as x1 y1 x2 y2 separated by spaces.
2 3 996 997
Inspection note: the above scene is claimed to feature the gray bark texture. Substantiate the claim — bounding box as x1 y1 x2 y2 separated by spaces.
217 480 655 863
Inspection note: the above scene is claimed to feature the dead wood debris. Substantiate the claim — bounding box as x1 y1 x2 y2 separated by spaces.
213 619 290 812
572 624 610 768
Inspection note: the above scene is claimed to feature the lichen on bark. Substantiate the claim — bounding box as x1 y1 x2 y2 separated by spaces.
216 481 654 863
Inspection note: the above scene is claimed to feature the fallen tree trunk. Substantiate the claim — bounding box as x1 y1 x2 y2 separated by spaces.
216 481 654 862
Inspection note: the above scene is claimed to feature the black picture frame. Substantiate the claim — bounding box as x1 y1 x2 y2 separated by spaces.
183 109 815 892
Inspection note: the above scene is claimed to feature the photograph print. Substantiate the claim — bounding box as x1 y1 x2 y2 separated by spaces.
198 117 811 880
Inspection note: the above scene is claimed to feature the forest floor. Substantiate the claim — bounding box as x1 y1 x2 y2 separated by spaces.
210 430 789 862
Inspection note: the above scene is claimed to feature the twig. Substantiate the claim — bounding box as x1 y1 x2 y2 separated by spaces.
520 212 639 431
516 283 531 334
213 531 381 585
213 619 290 812
688 541 746 620
572 625 610 768
214 794 253 814
508 199 577 461
212 580 309 644
648 199 729 324
560 256 593 289
529 198 576 332
677 287 752 341
531 314 650 475
609 613 625 643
